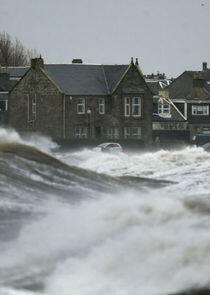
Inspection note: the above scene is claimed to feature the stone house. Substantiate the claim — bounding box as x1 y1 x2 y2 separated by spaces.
0 66 29 125
9 57 153 146
159 62 210 141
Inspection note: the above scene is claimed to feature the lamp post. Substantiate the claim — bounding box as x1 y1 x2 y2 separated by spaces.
87 108 92 138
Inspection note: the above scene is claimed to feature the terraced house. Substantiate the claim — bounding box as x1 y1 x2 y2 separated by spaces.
159 62 210 141
9 57 153 146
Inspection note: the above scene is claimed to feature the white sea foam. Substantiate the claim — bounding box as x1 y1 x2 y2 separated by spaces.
1 190 210 295
0 128 210 294
0 127 58 153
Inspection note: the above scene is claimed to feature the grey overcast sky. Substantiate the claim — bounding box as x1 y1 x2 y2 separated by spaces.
1 0 210 77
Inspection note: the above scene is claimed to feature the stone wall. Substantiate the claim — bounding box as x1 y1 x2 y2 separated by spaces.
9 68 64 140
112 64 152 144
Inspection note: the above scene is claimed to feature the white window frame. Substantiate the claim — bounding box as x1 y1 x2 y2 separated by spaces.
192 105 209 115
124 127 141 139
124 97 131 117
99 98 105 114
132 97 141 117
105 128 119 139
158 102 171 116
77 98 85 114
0 100 8 111
32 99 36 114
74 126 88 139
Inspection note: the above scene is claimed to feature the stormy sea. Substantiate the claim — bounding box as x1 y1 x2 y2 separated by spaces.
0 128 210 295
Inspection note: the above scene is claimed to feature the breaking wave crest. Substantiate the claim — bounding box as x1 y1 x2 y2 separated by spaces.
0 128 210 295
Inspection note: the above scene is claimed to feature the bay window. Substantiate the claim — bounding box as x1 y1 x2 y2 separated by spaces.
132 97 141 116
125 98 130 116
124 97 141 117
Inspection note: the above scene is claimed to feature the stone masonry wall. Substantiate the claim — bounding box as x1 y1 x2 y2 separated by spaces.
111 64 152 144
9 68 64 140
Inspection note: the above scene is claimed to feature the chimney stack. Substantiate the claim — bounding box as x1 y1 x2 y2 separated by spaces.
31 56 44 69
72 59 83 64
202 62 207 71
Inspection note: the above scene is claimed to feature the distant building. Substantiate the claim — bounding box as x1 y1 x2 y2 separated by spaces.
160 62 210 141
145 72 172 96
9 57 153 146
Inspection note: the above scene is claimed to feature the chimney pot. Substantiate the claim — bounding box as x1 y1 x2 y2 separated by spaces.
203 62 207 71
135 58 139 65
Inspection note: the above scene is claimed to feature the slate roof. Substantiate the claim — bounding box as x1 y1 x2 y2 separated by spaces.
0 92 8 100
0 79 17 92
44 64 129 95
146 80 171 95
165 70 210 100
204 81 210 94
1 66 29 78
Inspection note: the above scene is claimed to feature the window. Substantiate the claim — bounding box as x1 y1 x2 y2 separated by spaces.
192 105 209 115
74 126 88 139
124 97 141 117
125 98 131 116
158 102 170 116
99 98 105 114
77 98 85 114
32 99 36 114
202 127 210 134
132 97 141 116
0 100 8 111
105 128 119 139
124 127 141 139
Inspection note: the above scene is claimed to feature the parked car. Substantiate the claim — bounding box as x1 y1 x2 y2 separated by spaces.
202 142 210 152
94 142 123 153
192 134 210 146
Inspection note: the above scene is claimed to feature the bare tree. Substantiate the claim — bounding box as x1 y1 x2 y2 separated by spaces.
0 32 39 66
0 32 13 66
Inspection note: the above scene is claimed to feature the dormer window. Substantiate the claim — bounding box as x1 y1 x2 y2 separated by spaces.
158 100 170 116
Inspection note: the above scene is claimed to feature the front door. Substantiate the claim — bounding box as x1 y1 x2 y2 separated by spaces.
95 126 101 138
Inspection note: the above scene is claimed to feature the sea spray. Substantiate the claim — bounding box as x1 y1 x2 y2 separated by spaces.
0 128 210 294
